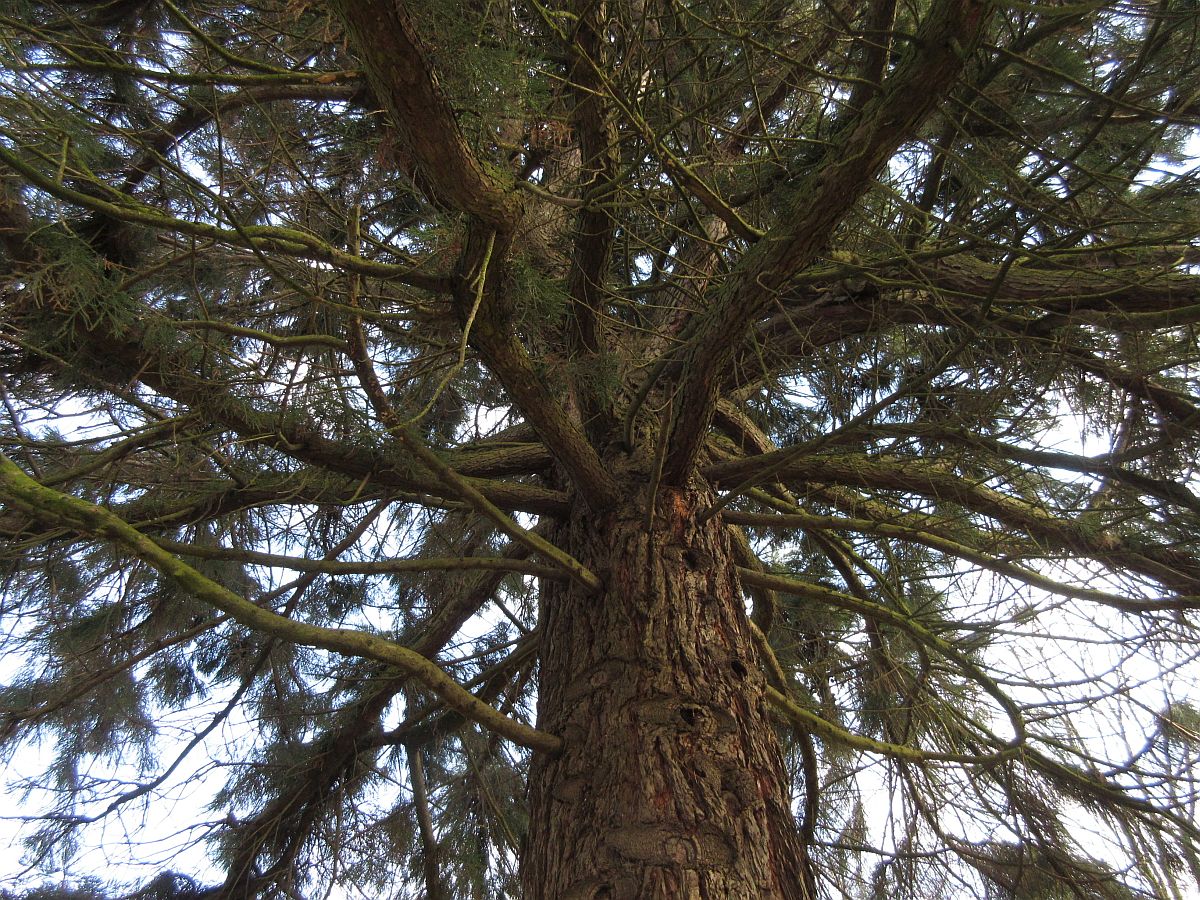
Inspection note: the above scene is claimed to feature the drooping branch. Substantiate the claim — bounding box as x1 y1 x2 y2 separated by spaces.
154 539 569 582
0 451 563 755
866 423 1200 515
724 501 1190 613
217 532 543 895
121 81 367 193
720 257 1200 400
0 144 447 289
737 566 1027 749
764 685 1006 764
90 327 567 513
0 213 563 515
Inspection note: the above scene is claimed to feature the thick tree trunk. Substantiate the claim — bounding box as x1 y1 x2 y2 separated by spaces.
522 481 810 898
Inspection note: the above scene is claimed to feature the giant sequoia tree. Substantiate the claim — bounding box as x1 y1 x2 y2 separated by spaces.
1 0 1200 897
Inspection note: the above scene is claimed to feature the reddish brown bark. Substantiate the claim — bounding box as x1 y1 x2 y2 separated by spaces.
523 479 810 899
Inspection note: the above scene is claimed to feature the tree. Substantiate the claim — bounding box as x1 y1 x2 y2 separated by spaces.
0 0 1199 896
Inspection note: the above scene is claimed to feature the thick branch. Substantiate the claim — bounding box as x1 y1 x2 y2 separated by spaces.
468 319 621 510
0 241 564 514
563 2 621 442
329 0 520 230
913 254 1200 320
662 0 995 482
346 309 603 592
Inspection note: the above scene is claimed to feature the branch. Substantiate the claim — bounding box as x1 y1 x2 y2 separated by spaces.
738 565 1025 748
329 3 623 508
724 500 1192 613
0 143 447 291
912 254 1200 321
329 0 521 230
561 1 621 441
0 145 446 289
661 0 996 482
345 304 603 593
765 685 1009 765
121 82 366 192
846 0 899 113
449 440 553 478
0 249 565 514
154 539 569 581
467 317 622 510
376 634 539 750
0 451 563 755
709 450 1200 593
869 423 1200 516
218 533 543 892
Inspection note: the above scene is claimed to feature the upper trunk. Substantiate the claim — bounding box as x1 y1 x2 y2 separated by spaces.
523 477 810 899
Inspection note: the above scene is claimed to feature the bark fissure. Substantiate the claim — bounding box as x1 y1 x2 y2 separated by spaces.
524 480 809 899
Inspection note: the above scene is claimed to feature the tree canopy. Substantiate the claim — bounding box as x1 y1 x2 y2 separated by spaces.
0 0 1199 897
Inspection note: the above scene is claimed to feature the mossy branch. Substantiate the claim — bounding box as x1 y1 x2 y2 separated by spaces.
0 452 563 755
738 566 1026 749
0 143 448 291
154 538 569 581
344 241 602 593
764 685 1012 765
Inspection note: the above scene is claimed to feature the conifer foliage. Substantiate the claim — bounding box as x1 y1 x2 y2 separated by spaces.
0 0 1199 897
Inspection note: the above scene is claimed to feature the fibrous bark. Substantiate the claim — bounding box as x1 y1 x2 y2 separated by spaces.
524 475 809 899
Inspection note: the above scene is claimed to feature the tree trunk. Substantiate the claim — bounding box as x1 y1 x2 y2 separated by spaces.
523 480 810 899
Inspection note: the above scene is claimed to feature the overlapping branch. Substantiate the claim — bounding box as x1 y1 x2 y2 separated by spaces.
661 0 996 482
708 449 1200 594
0 451 562 754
